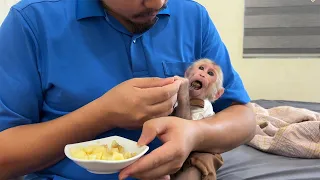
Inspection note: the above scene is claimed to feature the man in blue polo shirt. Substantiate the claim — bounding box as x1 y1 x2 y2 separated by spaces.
0 0 255 179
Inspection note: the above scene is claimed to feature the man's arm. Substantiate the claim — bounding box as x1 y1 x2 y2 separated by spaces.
118 104 255 180
193 103 255 154
0 8 112 179
0 7 180 179
0 100 113 179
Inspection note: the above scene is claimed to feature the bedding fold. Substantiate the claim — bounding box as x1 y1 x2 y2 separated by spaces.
247 103 320 158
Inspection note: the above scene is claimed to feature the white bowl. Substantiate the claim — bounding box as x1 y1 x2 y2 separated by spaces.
64 136 149 174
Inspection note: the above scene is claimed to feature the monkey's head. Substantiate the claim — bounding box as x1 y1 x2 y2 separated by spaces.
185 59 224 102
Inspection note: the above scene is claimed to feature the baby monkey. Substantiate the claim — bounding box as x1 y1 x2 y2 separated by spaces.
171 58 225 180
173 58 224 120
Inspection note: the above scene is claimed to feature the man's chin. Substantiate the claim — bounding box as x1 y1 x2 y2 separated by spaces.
129 18 156 34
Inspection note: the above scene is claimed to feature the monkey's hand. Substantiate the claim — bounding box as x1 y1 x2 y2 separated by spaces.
173 76 190 103
173 76 191 120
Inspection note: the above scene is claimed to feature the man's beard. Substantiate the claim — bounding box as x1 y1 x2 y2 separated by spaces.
101 1 168 34
126 18 156 34
128 3 167 34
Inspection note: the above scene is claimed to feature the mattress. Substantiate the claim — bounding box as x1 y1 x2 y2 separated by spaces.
217 99 320 180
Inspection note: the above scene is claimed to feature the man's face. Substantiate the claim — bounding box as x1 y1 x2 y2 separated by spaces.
102 0 168 33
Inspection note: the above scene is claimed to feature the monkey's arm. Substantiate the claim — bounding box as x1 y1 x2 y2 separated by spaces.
172 76 192 120
172 102 192 120
192 103 255 154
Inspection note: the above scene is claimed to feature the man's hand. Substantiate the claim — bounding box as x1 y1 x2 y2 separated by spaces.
118 117 200 180
98 77 182 130
0 77 183 179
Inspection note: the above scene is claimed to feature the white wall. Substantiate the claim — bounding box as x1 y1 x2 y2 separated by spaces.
0 0 19 24
196 0 320 103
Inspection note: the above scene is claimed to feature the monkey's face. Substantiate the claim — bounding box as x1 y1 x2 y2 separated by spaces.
186 63 218 100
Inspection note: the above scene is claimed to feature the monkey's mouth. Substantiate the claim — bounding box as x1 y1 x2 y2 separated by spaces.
190 80 202 90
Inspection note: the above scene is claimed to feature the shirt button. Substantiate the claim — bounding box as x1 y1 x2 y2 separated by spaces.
133 40 136 44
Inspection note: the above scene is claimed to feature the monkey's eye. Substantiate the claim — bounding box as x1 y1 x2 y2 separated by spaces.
208 71 214 76
199 66 204 70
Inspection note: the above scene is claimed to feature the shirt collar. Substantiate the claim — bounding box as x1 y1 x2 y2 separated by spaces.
158 5 170 16
76 0 170 20
76 0 105 20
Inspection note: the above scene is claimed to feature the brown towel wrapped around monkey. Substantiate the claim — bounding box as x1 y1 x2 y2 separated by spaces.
171 152 224 180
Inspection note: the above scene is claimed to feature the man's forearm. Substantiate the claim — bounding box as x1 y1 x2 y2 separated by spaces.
0 99 113 180
193 103 255 154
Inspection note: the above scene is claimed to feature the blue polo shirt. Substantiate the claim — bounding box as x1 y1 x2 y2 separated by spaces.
0 0 250 179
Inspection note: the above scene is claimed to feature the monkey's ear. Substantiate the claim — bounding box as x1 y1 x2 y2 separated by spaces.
214 88 225 100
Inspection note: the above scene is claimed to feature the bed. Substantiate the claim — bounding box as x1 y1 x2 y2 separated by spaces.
10 100 320 180
217 99 320 180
